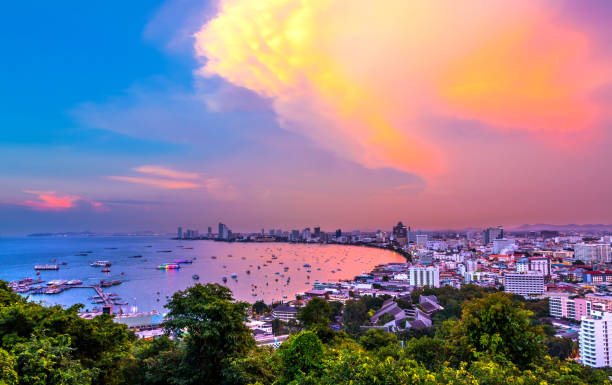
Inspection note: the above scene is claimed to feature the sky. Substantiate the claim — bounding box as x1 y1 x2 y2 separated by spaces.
1 0 611 235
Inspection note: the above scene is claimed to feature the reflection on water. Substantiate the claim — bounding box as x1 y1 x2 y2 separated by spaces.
0 237 404 312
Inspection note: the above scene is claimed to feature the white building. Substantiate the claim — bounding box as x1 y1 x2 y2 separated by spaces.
493 238 515 254
503 272 544 298
416 234 428 246
580 311 612 367
529 257 551 276
574 243 611 263
409 266 440 288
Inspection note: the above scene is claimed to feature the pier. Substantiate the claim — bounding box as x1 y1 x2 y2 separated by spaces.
74 285 114 307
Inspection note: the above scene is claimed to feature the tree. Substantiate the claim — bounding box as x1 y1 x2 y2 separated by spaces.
164 284 254 385
342 300 368 337
0 348 17 385
376 313 394 326
546 337 575 361
12 335 96 385
277 331 323 384
359 329 398 351
297 298 331 329
328 301 343 321
404 336 449 371
455 292 546 368
252 300 269 315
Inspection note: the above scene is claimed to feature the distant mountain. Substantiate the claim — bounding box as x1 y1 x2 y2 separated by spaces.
510 224 612 232
27 231 96 237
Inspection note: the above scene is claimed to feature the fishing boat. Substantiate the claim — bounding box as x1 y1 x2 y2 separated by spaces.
90 261 111 267
35 264 59 270
192 274 199 280
157 264 180 270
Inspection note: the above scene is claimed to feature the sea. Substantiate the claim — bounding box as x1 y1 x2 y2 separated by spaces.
0 237 404 314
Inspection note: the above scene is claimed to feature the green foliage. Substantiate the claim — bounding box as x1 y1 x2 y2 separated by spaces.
359 329 398 351
357 295 390 313
277 331 324 383
164 283 255 385
297 298 331 329
455 292 546 368
252 300 270 315
546 337 576 361
341 300 367 337
12 335 96 385
375 313 394 326
404 336 449 371
0 348 17 385
327 301 343 321
222 346 280 385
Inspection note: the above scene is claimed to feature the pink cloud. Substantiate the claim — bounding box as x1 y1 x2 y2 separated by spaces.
14 190 106 212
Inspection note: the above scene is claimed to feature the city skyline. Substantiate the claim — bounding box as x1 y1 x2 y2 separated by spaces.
2 1 612 235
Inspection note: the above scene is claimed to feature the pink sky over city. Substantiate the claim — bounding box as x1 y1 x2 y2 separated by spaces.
1 0 612 234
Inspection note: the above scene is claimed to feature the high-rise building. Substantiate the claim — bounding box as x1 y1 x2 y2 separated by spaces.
218 223 229 240
504 272 544 298
416 234 428 246
177 227 182 239
393 221 408 244
314 227 321 238
208 227 212 235
493 238 515 254
409 266 440 288
269 229 275 236
291 230 300 241
302 228 311 240
335 229 342 237
482 226 504 245
580 311 612 367
575 243 611 263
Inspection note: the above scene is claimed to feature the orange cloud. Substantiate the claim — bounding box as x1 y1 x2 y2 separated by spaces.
195 0 610 176
108 176 200 189
133 165 200 180
15 190 105 211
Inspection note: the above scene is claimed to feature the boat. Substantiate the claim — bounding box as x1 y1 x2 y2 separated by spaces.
35 264 59 270
231 273 238 279
113 301 129 306
173 259 192 264
59 262 68 265
75 253 88 256
222 277 228 283
157 250 173 253
211 256 217 259
157 264 180 270
100 280 121 287
246 270 251 275
47 280 67 286
66 280 82 285
105 247 118 250
192 274 200 280
102 268 111 273
128 255 142 258
90 261 111 267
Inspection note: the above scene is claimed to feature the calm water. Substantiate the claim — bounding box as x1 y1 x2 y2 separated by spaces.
0 237 403 313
